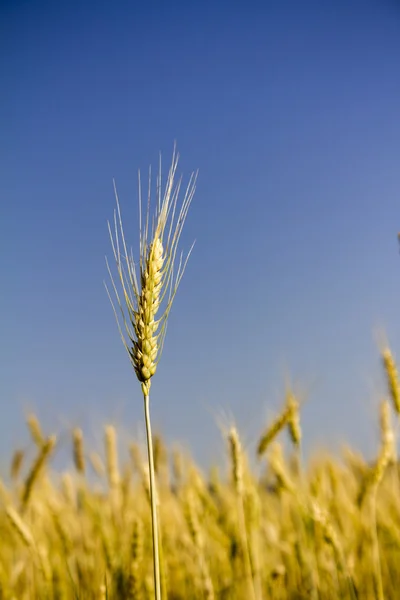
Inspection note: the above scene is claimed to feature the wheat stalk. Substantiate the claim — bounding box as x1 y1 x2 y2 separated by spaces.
106 147 196 599
228 427 257 600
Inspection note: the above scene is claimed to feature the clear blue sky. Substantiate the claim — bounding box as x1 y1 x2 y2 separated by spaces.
1 0 400 469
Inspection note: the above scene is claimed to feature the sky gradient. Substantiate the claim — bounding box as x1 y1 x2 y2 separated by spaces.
2 0 400 469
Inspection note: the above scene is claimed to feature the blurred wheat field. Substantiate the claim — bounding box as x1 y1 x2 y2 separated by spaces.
1 347 400 599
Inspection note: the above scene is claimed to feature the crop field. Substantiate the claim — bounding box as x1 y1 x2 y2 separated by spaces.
3 154 399 600
1 345 400 600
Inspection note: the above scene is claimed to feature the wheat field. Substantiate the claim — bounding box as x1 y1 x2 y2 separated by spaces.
1 346 400 599
3 153 400 599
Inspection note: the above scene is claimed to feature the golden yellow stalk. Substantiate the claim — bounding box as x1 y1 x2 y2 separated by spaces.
106 148 196 600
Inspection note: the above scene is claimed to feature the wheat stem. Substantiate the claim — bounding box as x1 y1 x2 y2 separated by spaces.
144 393 161 600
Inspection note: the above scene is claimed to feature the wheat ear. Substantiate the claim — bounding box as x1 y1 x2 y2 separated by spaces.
21 435 56 511
382 348 400 415
257 391 298 457
106 147 196 600
228 427 257 600
72 428 85 475
358 399 394 507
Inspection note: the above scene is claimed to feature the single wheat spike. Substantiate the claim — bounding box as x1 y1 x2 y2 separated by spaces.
132 235 164 391
382 347 400 415
10 450 24 481
105 425 120 490
106 148 196 600
358 399 394 506
72 428 85 475
286 391 302 447
380 397 395 458
257 404 292 457
26 413 44 447
228 427 244 496
21 435 56 510
106 148 196 397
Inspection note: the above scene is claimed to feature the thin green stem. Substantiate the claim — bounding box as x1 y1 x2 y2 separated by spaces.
144 393 161 600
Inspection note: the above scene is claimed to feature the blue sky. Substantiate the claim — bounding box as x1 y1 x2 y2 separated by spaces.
1 0 400 470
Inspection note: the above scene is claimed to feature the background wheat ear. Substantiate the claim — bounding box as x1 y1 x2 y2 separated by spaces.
105 147 197 600
382 347 400 416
